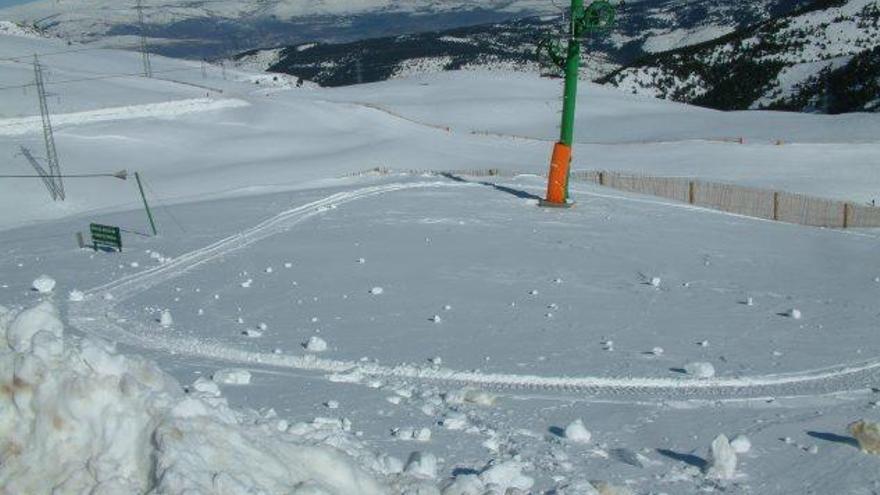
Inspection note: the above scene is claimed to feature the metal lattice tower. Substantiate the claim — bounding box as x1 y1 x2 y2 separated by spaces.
136 0 153 77
33 54 64 201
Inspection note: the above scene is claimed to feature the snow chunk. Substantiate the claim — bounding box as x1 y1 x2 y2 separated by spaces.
787 308 802 319
705 433 737 480
241 279 253 288
564 419 592 444
849 420 880 454
68 290 85 302
479 460 534 492
649 277 661 288
429 315 442 323
730 434 752 454
684 361 716 379
305 336 328 352
212 368 252 385
442 474 485 495
159 309 174 328
7 300 63 352
32 274 56 293
369 286 384 295
242 329 263 338
405 451 438 479
444 388 497 407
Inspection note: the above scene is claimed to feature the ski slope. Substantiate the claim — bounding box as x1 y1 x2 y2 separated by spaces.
2 27 880 495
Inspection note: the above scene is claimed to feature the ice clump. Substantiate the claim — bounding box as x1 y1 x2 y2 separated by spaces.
160 309 174 328
730 434 752 454
6 300 63 353
369 286 384 295
212 368 252 385
480 460 533 492
305 336 328 352
564 419 592 443
649 277 661 288
684 361 716 379
0 299 386 495
705 433 737 480
68 290 85 302
405 451 438 479
787 308 802 319
31 275 56 293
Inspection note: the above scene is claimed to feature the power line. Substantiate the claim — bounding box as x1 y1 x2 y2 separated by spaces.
0 66 201 92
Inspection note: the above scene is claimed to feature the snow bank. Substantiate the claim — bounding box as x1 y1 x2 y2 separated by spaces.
0 299 388 494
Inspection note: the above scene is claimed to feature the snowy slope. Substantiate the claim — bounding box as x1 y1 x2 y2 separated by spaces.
2 32 880 233
604 0 880 112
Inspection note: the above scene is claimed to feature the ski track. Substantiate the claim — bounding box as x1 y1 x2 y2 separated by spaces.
68 180 880 402
0 97 249 136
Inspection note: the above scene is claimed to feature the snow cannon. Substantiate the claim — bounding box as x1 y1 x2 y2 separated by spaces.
538 0 617 208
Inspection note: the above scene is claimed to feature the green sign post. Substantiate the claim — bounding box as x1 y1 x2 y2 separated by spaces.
538 0 617 205
90 223 122 252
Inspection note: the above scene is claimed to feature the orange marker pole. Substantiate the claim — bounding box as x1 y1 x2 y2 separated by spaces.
545 142 572 204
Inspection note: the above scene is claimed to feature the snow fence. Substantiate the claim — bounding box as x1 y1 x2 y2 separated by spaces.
350 168 880 229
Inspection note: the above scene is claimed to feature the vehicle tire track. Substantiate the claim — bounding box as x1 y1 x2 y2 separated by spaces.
69 180 880 402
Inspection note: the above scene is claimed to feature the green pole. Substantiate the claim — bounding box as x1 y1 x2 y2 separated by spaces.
560 0 584 148
134 171 158 236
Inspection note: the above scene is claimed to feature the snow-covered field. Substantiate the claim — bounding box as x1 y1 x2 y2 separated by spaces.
2 29 880 495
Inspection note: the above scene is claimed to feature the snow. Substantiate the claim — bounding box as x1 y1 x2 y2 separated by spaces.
0 300 386 495
305 335 329 352
6 300 63 352
68 290 85 302
683 362 716 379
405 451 438 479
31 274 56 293
730 434 752 454
477 460 534 492
705 434 738 480
564 419 592 444
212 368 252 385
159 309 174 327
369 286 385 295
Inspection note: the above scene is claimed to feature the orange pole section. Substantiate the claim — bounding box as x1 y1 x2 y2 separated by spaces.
545 142 572 204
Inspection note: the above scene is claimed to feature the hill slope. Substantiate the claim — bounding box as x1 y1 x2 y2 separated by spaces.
602 0 880 113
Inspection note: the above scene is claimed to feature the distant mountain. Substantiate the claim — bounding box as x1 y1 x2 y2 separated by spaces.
601 0 880 113
0 0 812 61
0 0 555 59
233 0 815 87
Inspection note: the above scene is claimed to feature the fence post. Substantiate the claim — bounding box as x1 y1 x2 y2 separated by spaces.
598 171 605 186
843 203 851 229
688 181 696 205
773 191 780 221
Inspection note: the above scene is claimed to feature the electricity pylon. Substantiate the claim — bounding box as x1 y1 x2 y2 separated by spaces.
537 0 617 206
33 54 64 200
136 0 152 77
